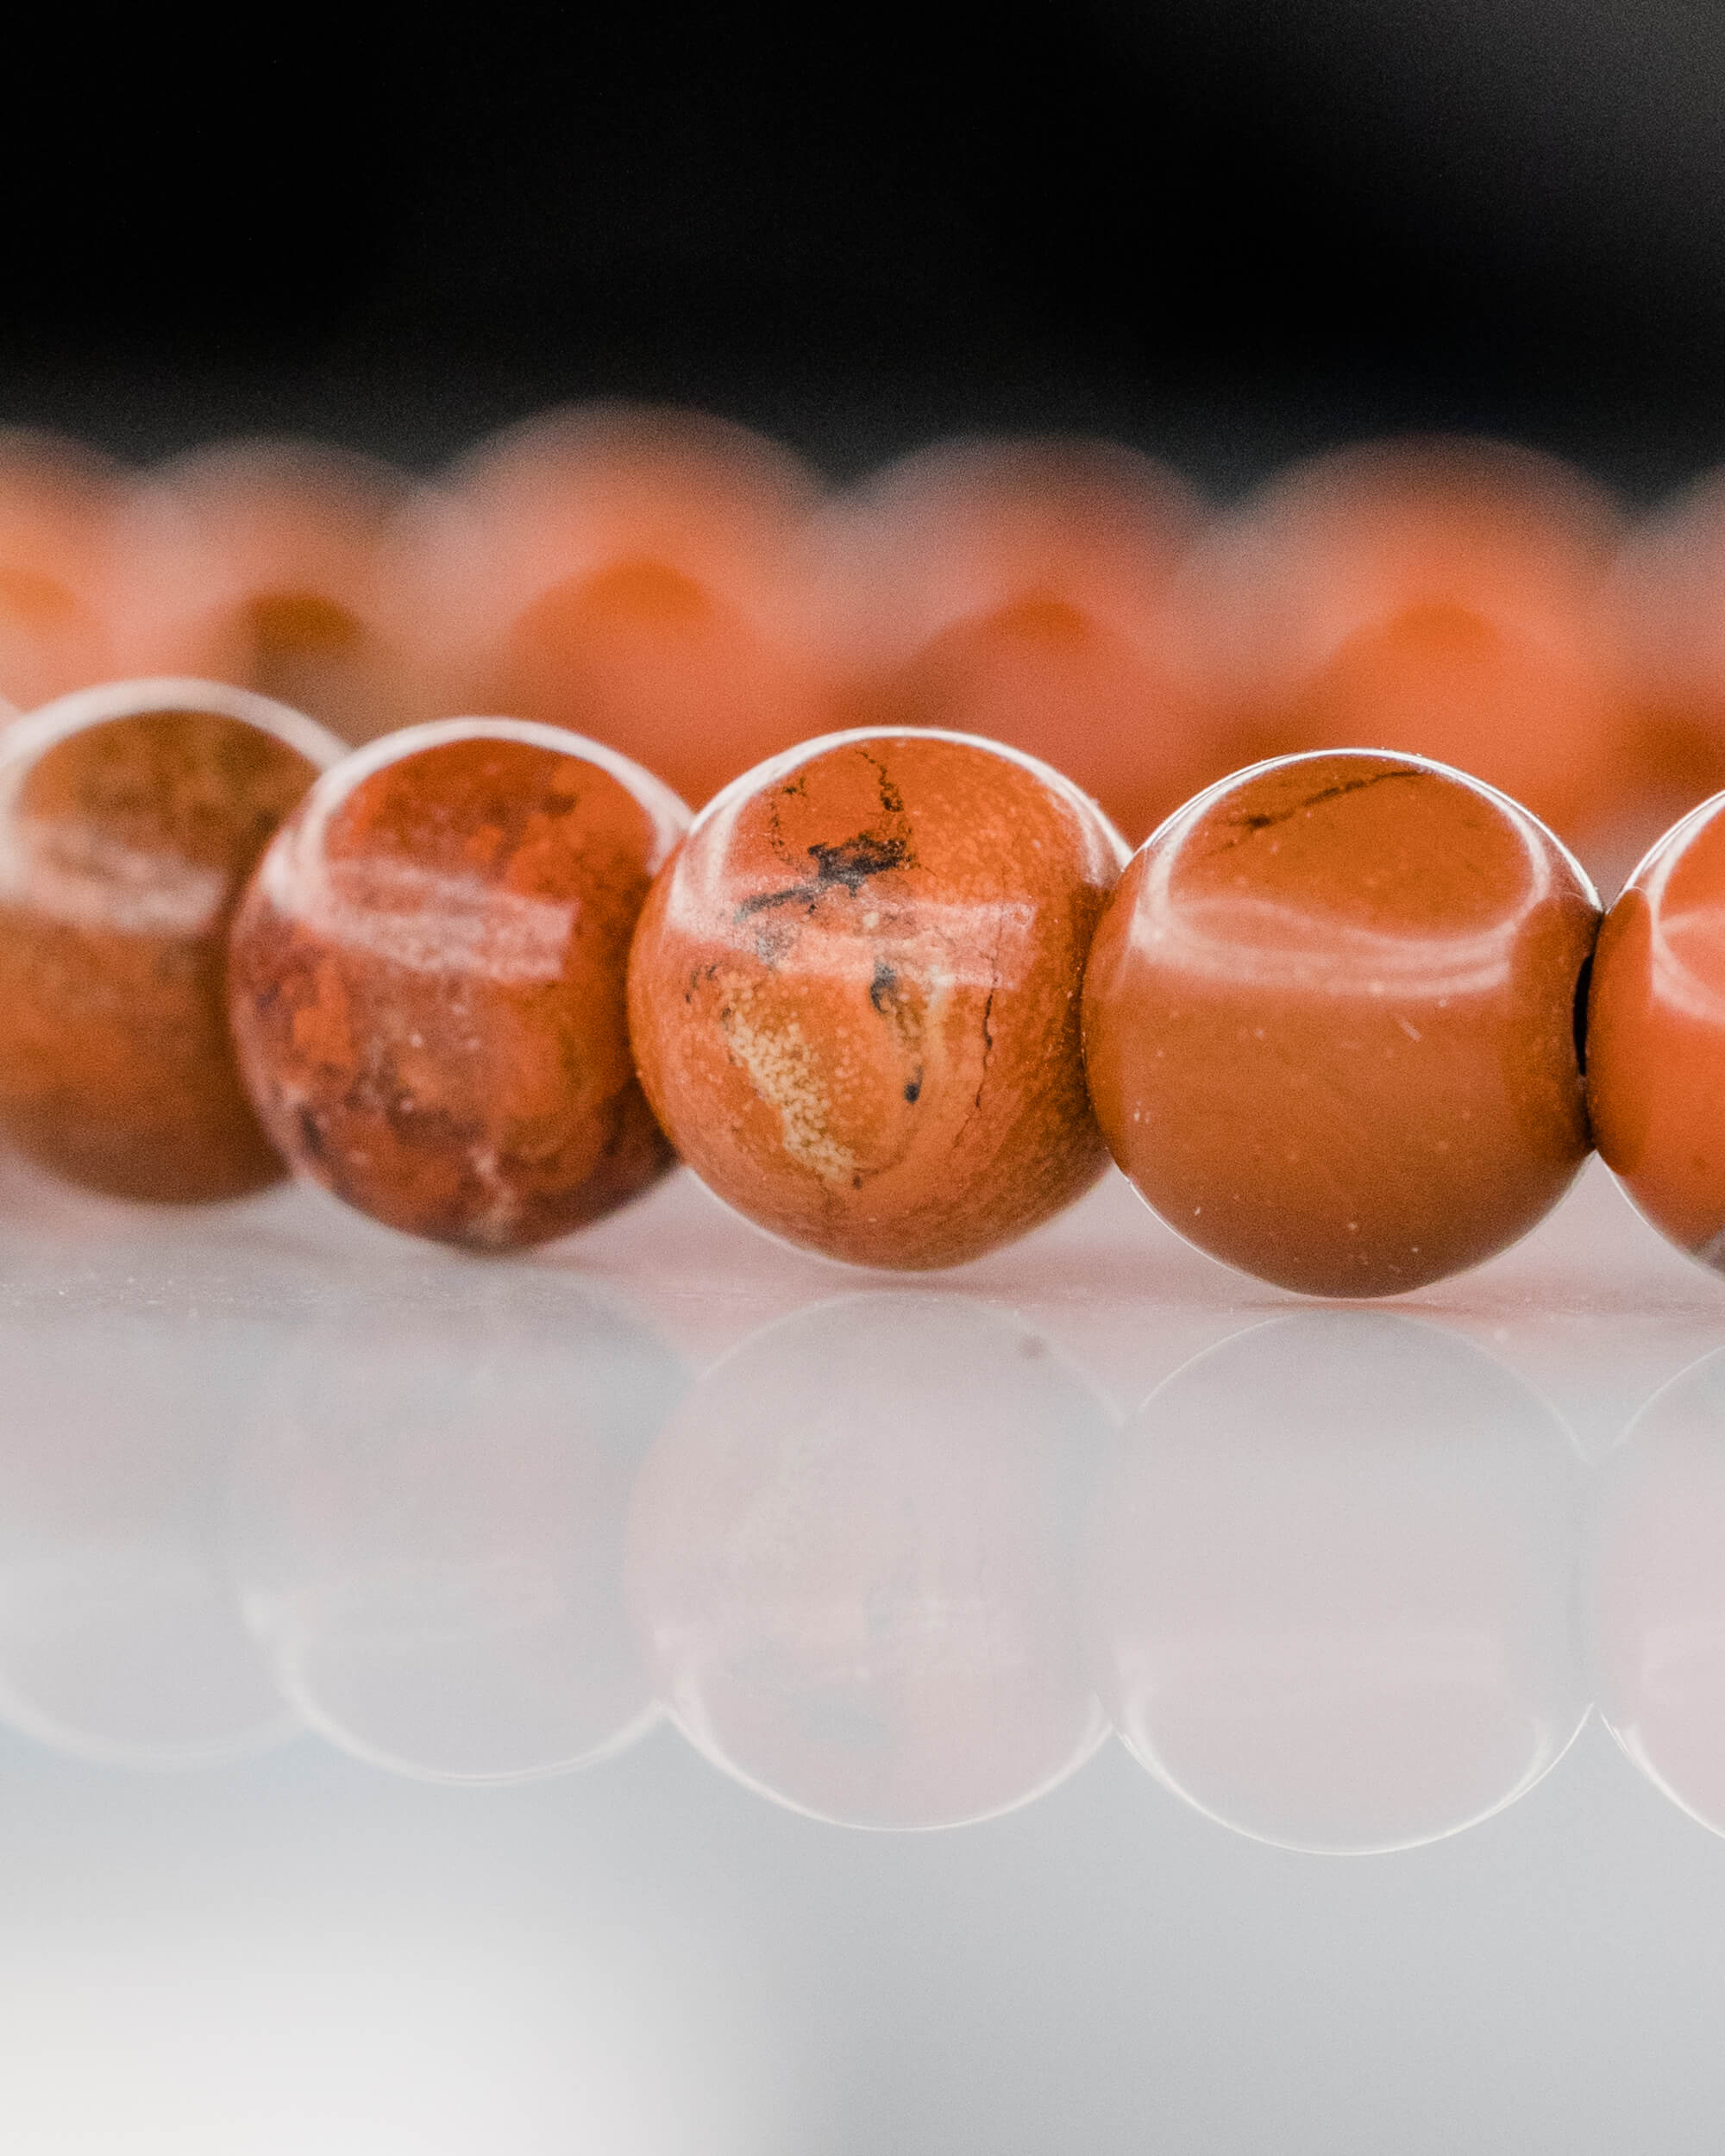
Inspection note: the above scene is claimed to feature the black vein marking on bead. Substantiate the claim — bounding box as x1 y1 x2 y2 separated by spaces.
904 1069 923 1104
735 832 910 918
807 833 909 888
763 777 808 865
860 749 904 818
869 958 899 1013
1208 768 1428 851
974 987 997 1112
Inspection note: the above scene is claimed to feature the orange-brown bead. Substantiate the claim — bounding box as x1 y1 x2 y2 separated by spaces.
1181 439 1628 849
808 437 1218 843
1586 793 1725 1266
0 679 342 1201
626 728 1128 1269
109 442 442 746
1082 749 1600 1296
228 718 688 1250
421 408 835 806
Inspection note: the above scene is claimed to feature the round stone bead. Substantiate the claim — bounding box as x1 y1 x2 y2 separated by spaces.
228 718 688 1251
0 678 342 1201
1587 793 1725 1267
1082 749 1600 1297
626 727 1128 1269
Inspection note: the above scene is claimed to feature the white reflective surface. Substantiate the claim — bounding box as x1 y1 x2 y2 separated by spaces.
1096 1313 1584 1853
3 1150 1725 2148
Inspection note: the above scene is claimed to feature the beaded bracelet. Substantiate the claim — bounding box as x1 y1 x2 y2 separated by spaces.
0 674 1715 1301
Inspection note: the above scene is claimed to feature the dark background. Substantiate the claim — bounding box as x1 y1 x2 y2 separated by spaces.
9 2 1725 492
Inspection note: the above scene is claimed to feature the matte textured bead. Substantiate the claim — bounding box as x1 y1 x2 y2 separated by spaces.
0 679 342 1201
228 718 687 1250
1587 793 1725 1267
627 727 1128 1269
1082 749 1600 1296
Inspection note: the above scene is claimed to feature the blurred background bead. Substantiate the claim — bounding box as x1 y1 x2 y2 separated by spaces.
806 436 1218 843
229 718 688 1251
1176 438 1629 858
0 679 342 1201
628 727 1128 1269
419 405 836 805
108 440 445 745
1082 749 1600 1297
0 430 127 715
1586 790 1725 1268
1607 471 1725 875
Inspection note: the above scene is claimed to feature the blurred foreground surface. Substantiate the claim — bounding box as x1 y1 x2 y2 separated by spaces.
1 1155 1725 2149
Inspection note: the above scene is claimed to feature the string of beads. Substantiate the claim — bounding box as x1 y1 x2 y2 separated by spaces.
0 674 1714 1297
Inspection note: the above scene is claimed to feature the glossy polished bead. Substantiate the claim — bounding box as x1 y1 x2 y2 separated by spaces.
0 679 342 1202
1082 749 1600 1297
229 718 688 1250
1587 792 1725 1266
627 728 1128 1269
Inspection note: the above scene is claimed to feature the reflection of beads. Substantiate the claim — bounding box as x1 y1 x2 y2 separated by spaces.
625 1294 1109 1828
11 679 1725 1297
1094 1313 1583 1854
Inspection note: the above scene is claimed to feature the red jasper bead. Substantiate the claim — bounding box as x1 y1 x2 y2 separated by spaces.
1587 792 1725 1267
1082 749 1600 1296
110 442 438 746
228 718 688 1250
423 409 834 807
627 727 1128 1269
810 437 1217 843
0 679 342 1201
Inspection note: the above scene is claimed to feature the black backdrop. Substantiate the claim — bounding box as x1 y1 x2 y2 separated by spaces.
9 2 1725 487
